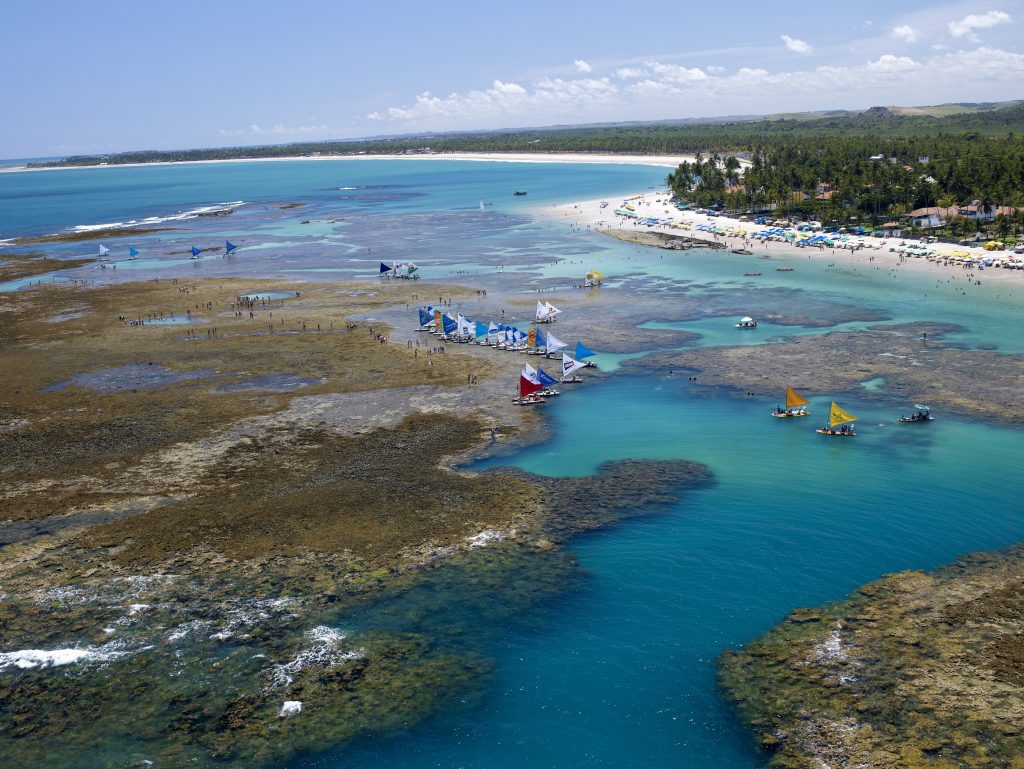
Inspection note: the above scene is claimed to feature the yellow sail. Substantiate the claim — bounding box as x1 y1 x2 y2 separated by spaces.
785 387 810 409
527 327 537 347
828 401 857 428
591 270 605 279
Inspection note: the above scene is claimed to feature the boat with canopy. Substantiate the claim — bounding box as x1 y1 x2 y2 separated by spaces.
816 402 858 436
735 316 758 328
772 387 810 418
898 405 934 423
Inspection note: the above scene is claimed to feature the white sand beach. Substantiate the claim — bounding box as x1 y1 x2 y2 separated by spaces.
549 190 1024 285
0 151 695 174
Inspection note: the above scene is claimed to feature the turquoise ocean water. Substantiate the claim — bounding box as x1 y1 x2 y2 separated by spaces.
2 159 1023 768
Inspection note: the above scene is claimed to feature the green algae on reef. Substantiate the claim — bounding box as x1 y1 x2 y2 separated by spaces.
719 544 1024 769
0 276 714 768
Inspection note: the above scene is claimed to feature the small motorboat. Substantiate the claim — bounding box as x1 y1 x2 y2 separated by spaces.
514 190 528 196
775 267 794 272
736 316 758 328
743 271 762 276
898 407 933 423
732 248 753 255
561 375 584 384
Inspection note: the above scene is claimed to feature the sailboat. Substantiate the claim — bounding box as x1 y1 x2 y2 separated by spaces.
560 353 586 383
584 269 605 287
98 244 110 257
514 365 545 405
816 402 858 436
772 387 810 418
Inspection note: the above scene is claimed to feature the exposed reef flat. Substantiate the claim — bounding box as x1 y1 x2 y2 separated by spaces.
626 322 1024 426
10 227 173 245
719 544 1024 769
0 253 95 283
599 228 724 250
0 276 712 768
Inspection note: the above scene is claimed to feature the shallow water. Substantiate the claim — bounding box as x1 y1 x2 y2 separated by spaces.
3 159 1024 769
301 380 1024 769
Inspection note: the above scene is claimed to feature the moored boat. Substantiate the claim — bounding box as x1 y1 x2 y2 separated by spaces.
732 248 753 255
816 402 858 436
772 387 810 418
735 316 758 328
899 405 933 423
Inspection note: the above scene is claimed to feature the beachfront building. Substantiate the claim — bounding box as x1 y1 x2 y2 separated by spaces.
907 206 957 229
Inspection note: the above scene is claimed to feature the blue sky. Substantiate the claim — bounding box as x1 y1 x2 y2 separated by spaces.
2 0 1021 157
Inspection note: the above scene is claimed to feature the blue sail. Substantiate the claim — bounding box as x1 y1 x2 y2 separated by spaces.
225 241 237 253
129 248 139 258
191 246 201 257
442 315 458 335
379 262 392 273
475 321 489 338
418 309 433 326
537 368 558 387
575 341 596 359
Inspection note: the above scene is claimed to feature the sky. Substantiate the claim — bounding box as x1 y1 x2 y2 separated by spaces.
2 0 1022 157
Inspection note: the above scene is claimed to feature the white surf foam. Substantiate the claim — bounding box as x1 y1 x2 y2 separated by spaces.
279 700 302 717
70 202 245 233
0 639 142 670
266 626 362 689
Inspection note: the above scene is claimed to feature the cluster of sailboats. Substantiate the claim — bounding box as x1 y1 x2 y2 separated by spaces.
380 262 419 279
415 304 597 406
772 386 932 436
96 241 238 260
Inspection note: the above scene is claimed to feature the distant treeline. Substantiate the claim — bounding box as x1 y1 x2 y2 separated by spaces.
28 103 1024 169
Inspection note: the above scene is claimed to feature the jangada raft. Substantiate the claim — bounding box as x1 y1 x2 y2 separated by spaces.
772 387 810 418
816 401 858 436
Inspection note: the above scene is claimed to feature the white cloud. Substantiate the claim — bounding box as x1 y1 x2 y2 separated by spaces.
219 123 330 137
706 65 725 74
366 111 383 120
866 54 920 73
781 34 812 54
574 59 592 73
645 61 709 83
948 10 1011 42
367 47 1024 130
892 25 922 43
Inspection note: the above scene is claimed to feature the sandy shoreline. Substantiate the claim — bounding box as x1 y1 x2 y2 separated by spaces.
548 190 1024 285
0 151 693 175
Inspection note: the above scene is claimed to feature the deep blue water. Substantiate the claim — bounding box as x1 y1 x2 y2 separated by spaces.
297 382 1023 769
3 158 1023 769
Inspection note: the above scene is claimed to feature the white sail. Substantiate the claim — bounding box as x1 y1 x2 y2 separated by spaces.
544 301 562 316
98 244 110 256
561 354 585 377
544 332 567 352
536 300 547 319
522 362 540 383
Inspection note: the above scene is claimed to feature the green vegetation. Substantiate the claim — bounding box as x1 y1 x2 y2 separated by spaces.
29 102 1024 240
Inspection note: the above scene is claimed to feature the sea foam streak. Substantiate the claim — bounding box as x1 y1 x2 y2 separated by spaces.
71 201 245 233
0 639 145 670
